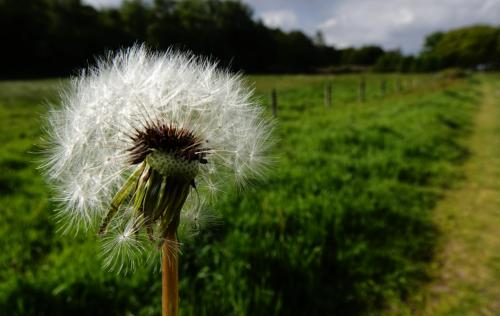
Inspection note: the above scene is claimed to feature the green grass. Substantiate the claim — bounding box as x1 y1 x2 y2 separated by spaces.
0 74 482 315
408 76 500 316
249 73 434 106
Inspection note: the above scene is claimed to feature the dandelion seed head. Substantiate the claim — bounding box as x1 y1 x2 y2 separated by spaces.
41 45 273 272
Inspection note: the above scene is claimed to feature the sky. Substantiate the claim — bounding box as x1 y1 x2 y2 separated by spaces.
83 0 500 54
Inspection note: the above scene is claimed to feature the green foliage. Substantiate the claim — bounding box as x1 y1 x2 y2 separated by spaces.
0 0 335 77
371 51 414 73
422 32 444 54
422 25 500 69
0 75 480 315
342 46 385 66
374 50 405 72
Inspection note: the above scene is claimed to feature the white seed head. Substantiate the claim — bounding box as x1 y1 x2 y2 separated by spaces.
41 45 273 271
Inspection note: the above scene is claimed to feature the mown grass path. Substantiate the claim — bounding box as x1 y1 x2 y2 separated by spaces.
419 77 500 315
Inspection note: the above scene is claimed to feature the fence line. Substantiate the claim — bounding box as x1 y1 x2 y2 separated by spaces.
266 76 438 115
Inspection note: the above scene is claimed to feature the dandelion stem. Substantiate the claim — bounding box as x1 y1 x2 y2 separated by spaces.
162 233 179 316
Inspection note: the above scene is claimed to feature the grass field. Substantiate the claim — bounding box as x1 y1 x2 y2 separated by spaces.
0 74 490 315
414 77 500 316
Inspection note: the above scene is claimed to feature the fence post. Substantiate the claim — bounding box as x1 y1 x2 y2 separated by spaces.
358 77 366 102
271 89 277 118
397 78 402 92
324 82 332 107
380 79 386 97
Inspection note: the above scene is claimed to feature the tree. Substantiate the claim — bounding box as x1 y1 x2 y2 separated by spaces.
422 31 443 54
120 0 151 40
352 45 385 65
373 50 404 72
421 25 500 69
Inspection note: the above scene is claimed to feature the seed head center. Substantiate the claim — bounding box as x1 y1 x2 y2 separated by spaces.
147 151 199 179
127 122 208 171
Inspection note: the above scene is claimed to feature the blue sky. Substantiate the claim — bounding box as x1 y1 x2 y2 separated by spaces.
84 0 500 54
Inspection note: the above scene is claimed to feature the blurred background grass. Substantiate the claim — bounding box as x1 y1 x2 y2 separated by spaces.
0 74 483 315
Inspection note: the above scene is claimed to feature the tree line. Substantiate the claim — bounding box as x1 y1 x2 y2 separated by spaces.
1 0 499 78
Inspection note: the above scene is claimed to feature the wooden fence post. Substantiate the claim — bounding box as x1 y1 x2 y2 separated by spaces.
324 82 332 107
380 79 386 97
358 77 366 102
397 78 402 92
271 89 277 117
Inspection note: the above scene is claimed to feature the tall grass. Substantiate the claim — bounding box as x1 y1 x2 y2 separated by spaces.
0 75 480 315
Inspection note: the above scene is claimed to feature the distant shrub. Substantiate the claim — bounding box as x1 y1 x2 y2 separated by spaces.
439 67 469 79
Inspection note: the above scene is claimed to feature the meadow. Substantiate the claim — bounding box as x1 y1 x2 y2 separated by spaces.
0 74 481 315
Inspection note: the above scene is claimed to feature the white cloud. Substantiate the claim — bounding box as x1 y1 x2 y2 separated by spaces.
319 17 337 29
397 8 414 25
315 0 500 53
260 9 298 30
83 0 122 8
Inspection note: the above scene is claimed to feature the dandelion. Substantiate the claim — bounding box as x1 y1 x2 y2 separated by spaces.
41 46 273 316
